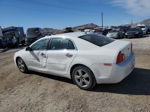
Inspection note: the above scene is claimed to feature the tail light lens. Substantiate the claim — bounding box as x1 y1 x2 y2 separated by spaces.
116 51 125 64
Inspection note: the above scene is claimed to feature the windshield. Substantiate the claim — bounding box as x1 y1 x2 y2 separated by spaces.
139 26 145 28
109 30 118 33
128 28 138 31
79 34 114 47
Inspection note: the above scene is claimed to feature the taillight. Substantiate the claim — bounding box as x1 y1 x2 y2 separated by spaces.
116 51 125 64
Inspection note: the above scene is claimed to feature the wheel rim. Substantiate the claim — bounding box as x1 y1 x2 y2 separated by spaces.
17 59 25 72
74 69 91 88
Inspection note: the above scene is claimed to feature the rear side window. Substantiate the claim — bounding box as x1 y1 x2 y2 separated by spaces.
79 34 114 47
48 38 75 50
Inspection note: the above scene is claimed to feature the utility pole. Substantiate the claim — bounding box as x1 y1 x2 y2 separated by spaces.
131 19 133 25
101 12 104 29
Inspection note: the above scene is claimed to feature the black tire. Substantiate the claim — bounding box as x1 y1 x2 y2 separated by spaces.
21 40 25 46
72 66 96 90
16 58 28 73
125 36 129 38
118 34 121 39
137 34 141 38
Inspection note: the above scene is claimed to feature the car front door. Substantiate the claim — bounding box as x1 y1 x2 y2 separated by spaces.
25 38 50 71
46 38 77 76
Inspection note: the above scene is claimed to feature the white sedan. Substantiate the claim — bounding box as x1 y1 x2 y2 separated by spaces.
14 32 135 90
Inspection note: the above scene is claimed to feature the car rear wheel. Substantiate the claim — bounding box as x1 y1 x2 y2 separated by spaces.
16 58 28 73
72 66 96 90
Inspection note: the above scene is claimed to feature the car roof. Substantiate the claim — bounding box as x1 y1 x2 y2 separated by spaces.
44 32 87 39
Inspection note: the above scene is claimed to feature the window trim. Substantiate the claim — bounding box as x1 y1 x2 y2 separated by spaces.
48 37 77 51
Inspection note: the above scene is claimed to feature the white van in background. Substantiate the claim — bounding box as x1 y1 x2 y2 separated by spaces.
137 24 149 34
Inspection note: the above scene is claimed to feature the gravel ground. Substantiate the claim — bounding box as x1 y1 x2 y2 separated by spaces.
0 36 150 112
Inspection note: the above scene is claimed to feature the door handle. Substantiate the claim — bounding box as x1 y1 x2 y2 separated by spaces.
66 53 73 57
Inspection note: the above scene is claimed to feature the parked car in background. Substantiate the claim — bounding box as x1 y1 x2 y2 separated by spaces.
64 27 74 33
26 28 44 45
2 27 25 48
93 27 103 34
106 29 125 39
0 27 4 48
14 32 135 90
137 24 149 34
125 28 143 38
0 27 7 48
0 27 3 37
102 29 112 35
119 26 131 33
0 38 6 48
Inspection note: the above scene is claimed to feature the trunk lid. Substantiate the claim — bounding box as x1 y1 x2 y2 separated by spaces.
104 40 132 60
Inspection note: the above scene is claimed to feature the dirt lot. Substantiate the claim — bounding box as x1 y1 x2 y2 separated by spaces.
0 36 150 112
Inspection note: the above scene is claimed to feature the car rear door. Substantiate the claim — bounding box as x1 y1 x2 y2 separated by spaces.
46 38 77 76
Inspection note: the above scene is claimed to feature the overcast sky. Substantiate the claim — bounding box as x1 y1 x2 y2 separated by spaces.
0 0 150 29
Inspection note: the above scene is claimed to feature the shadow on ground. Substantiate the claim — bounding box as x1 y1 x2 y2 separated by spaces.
93 68 150 95
30 68 150 95
0 47 25 53
128 34 150 39
0 48 9 53
29 71 73 84
118 34 150 40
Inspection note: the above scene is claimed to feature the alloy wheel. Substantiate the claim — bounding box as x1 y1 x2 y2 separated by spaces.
17 58 26 72
74 69 91 88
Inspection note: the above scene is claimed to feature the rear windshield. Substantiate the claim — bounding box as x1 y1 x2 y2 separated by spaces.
27 28 42 38
79 34 114 47
139 26 145 28
128 28 138 31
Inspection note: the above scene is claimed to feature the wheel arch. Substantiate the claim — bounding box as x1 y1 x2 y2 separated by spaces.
16 56 22 64
15 56 27 69
70 64 95 80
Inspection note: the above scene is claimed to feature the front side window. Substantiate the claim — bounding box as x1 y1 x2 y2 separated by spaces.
79 34 114 47
48 38 75 50
31 39 49 50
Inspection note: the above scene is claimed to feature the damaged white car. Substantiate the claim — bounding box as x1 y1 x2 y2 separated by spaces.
14 32 135 90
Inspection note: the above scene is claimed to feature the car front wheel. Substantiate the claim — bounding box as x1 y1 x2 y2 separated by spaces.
16 58 28 73
72 66 96 90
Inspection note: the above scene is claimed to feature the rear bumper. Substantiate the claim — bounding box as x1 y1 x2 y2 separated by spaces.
93 53 135 84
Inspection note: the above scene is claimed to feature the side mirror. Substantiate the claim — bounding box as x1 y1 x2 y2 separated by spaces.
26 46 32 51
